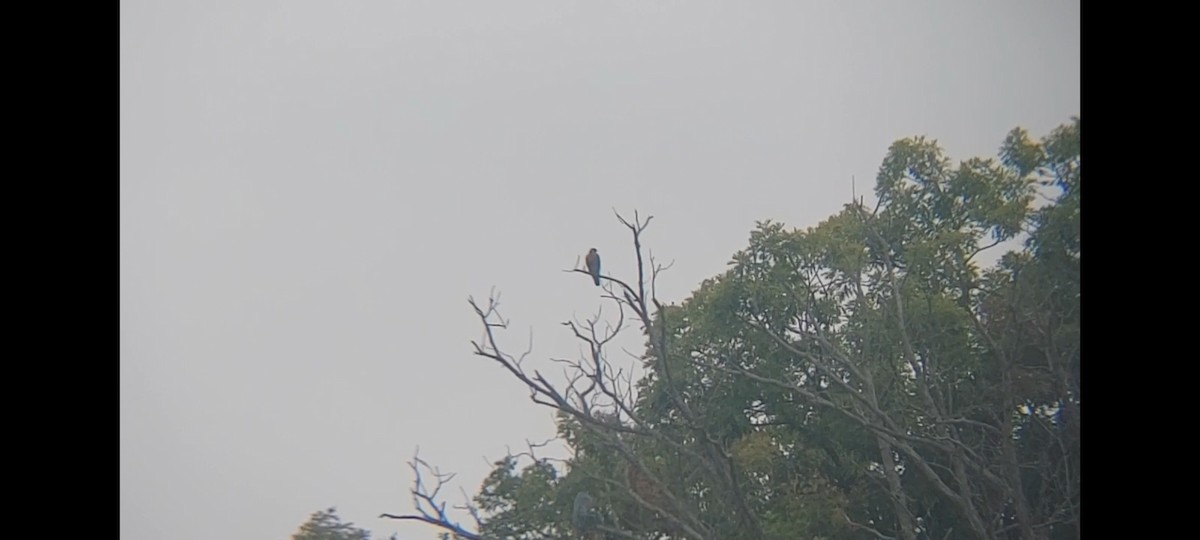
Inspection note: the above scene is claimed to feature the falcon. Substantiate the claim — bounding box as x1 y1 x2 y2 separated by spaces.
585 248 601 286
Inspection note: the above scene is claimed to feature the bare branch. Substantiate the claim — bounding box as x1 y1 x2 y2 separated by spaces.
840 508 898 540
380 450 483 540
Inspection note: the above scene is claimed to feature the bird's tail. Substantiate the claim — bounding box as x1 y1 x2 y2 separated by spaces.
593 275 601 286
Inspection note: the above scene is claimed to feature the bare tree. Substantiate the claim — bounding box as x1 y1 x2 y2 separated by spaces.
381 210 764 540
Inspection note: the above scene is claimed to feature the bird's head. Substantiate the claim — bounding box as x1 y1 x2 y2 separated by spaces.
589 248 597 254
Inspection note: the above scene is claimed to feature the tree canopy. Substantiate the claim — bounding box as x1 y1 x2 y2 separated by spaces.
384 117 1080 540
292 507 388 540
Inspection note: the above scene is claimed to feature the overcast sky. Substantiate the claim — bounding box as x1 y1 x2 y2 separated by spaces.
120 1 1079 538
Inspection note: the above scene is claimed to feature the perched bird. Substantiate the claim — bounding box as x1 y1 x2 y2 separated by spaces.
585 248 601 286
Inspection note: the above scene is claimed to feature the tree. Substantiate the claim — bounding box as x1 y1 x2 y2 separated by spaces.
382 117 1080 540
292 507 388 540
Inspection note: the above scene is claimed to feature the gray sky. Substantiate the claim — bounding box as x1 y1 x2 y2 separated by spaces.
119 1 1079 538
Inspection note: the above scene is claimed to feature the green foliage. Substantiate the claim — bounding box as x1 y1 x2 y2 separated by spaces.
431 117 1080 540
473 455 574 539
291 507 380 540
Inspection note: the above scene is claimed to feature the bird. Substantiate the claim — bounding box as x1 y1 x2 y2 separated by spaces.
585 248 601 286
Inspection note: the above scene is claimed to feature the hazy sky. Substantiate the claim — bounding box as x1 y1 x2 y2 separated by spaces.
119 1 1079 538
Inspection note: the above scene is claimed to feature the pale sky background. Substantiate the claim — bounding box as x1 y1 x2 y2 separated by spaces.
119 1 1080 539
